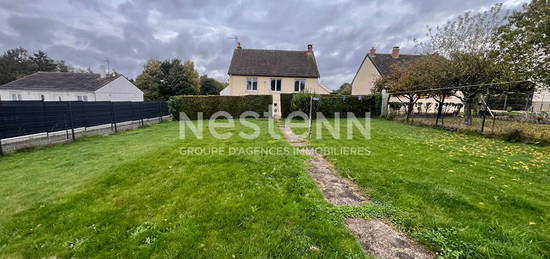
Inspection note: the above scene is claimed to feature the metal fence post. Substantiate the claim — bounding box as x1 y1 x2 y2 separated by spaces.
158 102 163 122
67 102 75 141
139 103 144 126
111 102 118 133
42 100 48 139
0 101 3 155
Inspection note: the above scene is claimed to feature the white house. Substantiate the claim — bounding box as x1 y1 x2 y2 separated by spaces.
0 72 144 102
222 43 331 117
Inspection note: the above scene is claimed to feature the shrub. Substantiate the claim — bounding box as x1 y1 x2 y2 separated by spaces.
280 93 381 118
168 95 273 120
503 129 526 142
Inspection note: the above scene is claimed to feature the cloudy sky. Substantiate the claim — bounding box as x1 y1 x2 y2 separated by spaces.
0 0 528 89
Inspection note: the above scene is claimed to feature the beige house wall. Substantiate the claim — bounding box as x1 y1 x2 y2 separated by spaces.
351 57 380 95
226 75 330 117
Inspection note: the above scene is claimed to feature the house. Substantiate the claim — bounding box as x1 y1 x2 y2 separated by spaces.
222 43 331 117
351 47 462 112
532 88 550 112
0 72 144 102
351 47 423 95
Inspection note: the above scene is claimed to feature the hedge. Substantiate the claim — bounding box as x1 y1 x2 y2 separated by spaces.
280 93 381 118
168 95 273 120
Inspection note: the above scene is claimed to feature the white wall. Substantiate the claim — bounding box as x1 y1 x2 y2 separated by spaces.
95 76 144 102
0 89 95 101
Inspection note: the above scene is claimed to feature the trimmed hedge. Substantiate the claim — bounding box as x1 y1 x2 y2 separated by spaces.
168 95 273 120
280 93 381 118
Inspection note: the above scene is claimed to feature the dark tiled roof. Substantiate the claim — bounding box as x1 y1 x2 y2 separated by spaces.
368 54 422 77
228 48 320 78
0 72 121 92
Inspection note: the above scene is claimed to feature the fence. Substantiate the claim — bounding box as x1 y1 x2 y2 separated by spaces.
385 87 550 144
0 101 169 154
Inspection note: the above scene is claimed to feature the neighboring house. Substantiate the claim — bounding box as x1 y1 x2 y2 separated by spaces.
223 43 331 117
351 47 462 112
351 47 422 95
532 88 550 112
0 72 144 102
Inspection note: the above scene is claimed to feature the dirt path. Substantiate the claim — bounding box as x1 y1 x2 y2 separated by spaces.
279 126 434 259
280 127 366 206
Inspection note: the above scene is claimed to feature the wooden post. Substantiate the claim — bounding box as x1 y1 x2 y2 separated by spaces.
308 96 313 137
67 102 75 141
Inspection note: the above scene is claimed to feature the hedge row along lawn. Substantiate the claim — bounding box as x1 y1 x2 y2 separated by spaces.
298 118 550 258
0 120 368 258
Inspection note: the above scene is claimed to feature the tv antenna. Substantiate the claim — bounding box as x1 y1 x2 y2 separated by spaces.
104 58 110 74
228 35 239 43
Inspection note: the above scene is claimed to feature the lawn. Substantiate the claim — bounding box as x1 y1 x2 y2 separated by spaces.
0 120 367 258
394 115 550 143
301 118 550 258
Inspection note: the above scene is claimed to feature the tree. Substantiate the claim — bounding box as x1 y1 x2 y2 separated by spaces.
416 3 515 125
136 59 203 100
199 75 225 95
401 54 455 125
418 3 507 57
375 63 431 122
31 50 58 72
135 59 163 101
333 83 352 95
497 0 550 87
0 48 70 85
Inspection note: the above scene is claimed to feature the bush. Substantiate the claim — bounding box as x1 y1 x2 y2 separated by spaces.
280 93 381 118
168 95 273 120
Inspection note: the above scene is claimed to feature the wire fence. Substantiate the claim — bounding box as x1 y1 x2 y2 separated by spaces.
0 101 169 154
386 87 550 143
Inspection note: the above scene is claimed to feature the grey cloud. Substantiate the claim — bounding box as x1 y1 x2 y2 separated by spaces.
0 0 525 88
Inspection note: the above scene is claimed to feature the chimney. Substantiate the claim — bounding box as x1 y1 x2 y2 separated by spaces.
369 47 376 57
99 65 106 78
392 46 400 58
236 42 242 49
307 44 313 53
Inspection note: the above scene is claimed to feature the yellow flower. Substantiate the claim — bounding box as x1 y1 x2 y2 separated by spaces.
529 222 536 225
448 170 455 173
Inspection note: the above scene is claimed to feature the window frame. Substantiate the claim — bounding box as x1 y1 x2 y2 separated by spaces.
246 77 258 91
294 79 306 92
270 78 282 92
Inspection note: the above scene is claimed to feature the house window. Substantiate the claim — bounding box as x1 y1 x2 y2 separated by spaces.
18 94 22 100
294 79 305 92
246 77 257 91
83 96 88 101
271 79 281 91
11 94 17 100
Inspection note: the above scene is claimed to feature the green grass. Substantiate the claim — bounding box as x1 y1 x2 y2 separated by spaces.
0 120 367 258
300 118 550 258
